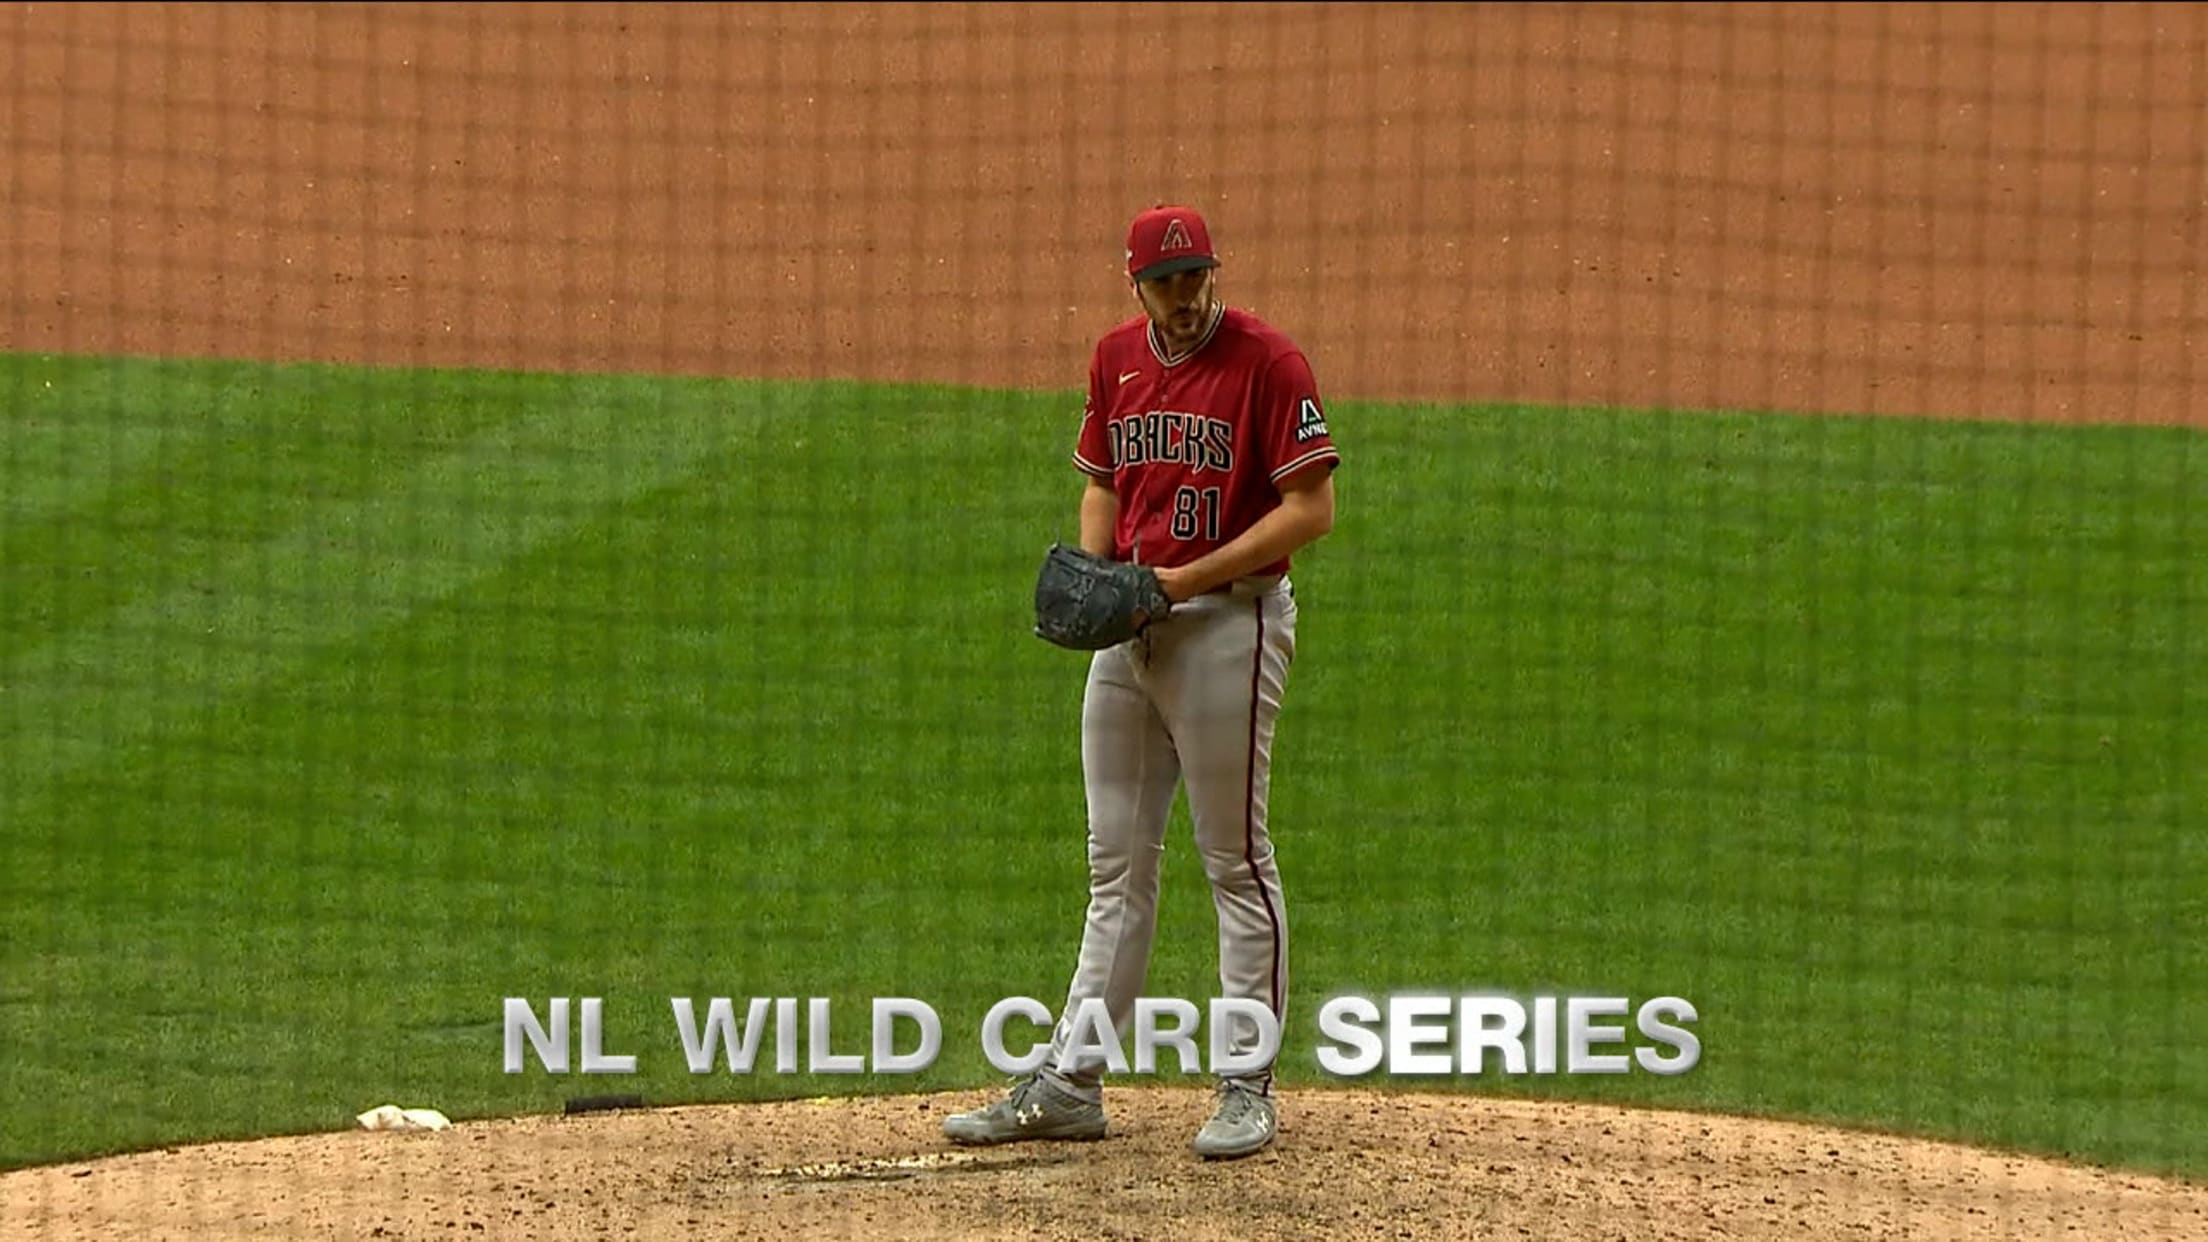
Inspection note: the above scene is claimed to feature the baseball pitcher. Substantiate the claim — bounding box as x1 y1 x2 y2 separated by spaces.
948 205 1341 1160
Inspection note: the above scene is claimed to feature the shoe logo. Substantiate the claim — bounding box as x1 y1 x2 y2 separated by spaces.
1017 1103 1042 1126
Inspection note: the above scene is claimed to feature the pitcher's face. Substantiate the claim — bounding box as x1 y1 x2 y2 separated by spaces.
1135 268 1216 346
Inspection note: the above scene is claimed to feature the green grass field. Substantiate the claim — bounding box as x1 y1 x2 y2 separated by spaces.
2 352 2202 1180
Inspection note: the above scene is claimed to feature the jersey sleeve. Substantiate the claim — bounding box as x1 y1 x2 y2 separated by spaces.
1072 349 1114 479
1260 348 1341 487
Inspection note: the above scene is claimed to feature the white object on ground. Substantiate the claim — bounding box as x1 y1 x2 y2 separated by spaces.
356 1104 452 1132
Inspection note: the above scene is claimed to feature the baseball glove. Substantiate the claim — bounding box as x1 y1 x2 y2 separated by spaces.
1032 542 1173 651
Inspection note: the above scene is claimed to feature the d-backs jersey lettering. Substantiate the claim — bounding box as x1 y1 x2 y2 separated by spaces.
1072 306 1341 576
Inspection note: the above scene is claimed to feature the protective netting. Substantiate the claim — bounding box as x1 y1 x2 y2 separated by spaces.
2 4 2201 1238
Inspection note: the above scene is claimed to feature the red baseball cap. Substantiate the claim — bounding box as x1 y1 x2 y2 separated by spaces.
1125 205 1220 282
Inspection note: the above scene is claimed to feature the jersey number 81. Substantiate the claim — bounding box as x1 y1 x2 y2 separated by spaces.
1171 486 1222 541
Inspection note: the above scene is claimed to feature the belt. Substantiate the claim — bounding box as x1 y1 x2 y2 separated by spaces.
1203 574 1284 599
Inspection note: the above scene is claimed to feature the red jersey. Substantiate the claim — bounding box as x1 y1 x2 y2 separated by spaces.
1071 305 1341 576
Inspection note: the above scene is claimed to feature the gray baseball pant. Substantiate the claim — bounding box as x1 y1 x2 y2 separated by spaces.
1040 574 1298 1102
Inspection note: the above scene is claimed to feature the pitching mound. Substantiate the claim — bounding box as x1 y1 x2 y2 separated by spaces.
4 1088 2203 1241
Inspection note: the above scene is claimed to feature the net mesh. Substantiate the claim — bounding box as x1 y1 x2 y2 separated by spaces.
2 2 2201 1237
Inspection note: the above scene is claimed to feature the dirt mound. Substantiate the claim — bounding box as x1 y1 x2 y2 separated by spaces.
4 1088 2202 1241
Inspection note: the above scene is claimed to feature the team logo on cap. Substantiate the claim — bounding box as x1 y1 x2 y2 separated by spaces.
1161 218 1193 252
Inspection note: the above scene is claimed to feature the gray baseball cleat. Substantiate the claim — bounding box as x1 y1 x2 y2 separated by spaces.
942 1074 1107 1145
1192 1079 1277 1159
